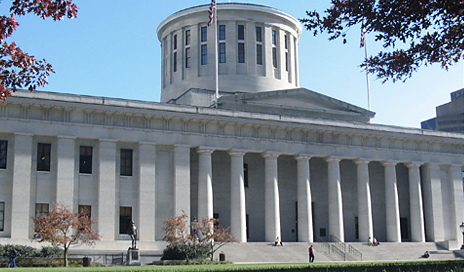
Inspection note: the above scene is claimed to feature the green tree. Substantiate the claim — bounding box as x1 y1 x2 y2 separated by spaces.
0 0 78 102
300 0 463 82
32 202 100 267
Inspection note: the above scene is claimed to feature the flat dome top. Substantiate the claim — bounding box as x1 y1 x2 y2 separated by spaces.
157 2 302 41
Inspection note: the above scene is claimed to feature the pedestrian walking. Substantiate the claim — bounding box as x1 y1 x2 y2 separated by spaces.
308 245 315 262
8 246 17 268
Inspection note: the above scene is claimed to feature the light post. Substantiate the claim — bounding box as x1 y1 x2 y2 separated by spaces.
459 222 464 250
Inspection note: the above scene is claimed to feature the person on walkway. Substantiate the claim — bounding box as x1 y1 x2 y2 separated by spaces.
373 237 379 246
8 246 17 268
308 245 315 262
421 251 430 258
367 237 372 246
274 237 283 246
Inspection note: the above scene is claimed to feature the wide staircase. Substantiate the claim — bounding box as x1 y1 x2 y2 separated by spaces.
217 241 464 263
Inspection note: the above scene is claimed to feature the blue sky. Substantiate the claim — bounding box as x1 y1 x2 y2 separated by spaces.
2 0 463 128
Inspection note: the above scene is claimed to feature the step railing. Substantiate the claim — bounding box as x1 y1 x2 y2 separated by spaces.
329 235 362 261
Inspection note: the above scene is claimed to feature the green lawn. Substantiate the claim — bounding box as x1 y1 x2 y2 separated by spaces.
0 260 463 272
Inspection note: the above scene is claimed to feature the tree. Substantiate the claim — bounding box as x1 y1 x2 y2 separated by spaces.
162 211 236 261
0 0 78 102
33 202 100 267
300 0 464 83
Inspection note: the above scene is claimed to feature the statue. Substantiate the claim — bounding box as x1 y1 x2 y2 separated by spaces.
127 221 137 249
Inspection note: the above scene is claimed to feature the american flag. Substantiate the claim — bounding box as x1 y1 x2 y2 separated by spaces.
360 26 366 47
208 0 216 26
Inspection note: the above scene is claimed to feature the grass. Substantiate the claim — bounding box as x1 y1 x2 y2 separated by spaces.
0 260 463 272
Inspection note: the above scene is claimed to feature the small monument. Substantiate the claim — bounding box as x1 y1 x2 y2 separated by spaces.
126 221 141 266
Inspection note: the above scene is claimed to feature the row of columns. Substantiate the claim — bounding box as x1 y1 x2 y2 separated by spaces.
196 147 463 244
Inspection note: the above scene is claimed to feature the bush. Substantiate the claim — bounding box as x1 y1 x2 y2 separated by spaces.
161 244 186 260
161 243 211 261
0 244 37 257
39 246 63 258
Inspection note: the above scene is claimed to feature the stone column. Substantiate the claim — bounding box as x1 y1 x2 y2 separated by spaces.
229 149 247 243
295 154 313 242
383 161 401 242
56 136 76 208
98 139 117 241
174 145 191 217
356 159 373 242
138 142 156 241
197 147 214 220
11 133 33 239
407 163 425 242
326 157 344 242
421 163 444 241
263 152 281 242
449 165 464 245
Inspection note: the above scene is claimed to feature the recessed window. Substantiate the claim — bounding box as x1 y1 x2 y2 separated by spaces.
256 44 262 65
284 34 288 49
201 27 207 42
37 143 51 172
272 30 277 45
173 34 177 50
238 43 245 63
272 47 277 68
201 44 208 65
173 52 177 73
0 202 4 231
219 43 226 63
79 146 93 174
119 207 132 234
219 25 226 40
185 48 191 68
256 27 262 42
35 203 49 218
285 52 288 72
0 140 7 169
120 149 133 176
244 163 249 187
79 205 92 218
238 25 245 40
185 30 191 45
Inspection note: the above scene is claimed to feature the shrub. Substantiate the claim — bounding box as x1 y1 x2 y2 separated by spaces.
39 246 63 258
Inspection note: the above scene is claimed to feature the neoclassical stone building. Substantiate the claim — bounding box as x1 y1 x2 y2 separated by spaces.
0 3 463 251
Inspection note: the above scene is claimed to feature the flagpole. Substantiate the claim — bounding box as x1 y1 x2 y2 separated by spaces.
214 2 219 108
364 38 371 111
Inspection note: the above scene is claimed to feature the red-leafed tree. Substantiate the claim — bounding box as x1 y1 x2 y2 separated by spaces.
300 0 463 83
33 202 100 267
0 0 78 102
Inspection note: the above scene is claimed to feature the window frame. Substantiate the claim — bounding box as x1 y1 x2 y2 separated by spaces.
219 43 226 63
0 202 4 231
79 146 93 174
35 203 49 218
0 140 7 169
185 30 191 46
256 26 262 42
238 43 245 63
256 44 263 65
238 25 245 40
201 27 207 42
37 143 51 172
120 149 133 177
219 25 226 40
201 44 208 65
185 47 191 68
119 206 132 235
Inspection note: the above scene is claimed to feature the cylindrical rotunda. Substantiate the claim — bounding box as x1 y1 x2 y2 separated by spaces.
157 3 302 103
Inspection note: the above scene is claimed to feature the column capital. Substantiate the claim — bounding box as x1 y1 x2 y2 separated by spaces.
174 144 190 149
139 141 157 146
325 156 342 163
14 132 33 137
355 158 371 165
262 151 280 159
197 146 215 154
406 161 423 168
381 160 399 167
228 149 247 157
295 154 312 161
57 135 76 140
99 138 117 143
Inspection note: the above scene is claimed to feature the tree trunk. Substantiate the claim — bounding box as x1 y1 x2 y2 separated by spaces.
64 246 68 267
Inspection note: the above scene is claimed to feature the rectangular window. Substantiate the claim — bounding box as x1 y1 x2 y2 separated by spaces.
244 163 249 187
120 149 133 176
0 202 4 231
37 143 51 172
219 25 226 40
185 48 191 68
35 203 49 218
185 30 190 45
201 27 207 42
0 140 7 169
238 25 245 40
256 44 262 65
173 34 177 50
272 47 277 68
238 43 245 63
219 43 226 63
285 52 288 71
79 205 92 218
79 146 93 174
201 44 207 65
256 26 262 42
119 206 132 234
284 34 288 49
272 30 277 45
173 52 177 73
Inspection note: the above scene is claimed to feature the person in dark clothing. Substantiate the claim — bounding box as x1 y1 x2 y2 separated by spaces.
308 245 315 262
8 246 17 268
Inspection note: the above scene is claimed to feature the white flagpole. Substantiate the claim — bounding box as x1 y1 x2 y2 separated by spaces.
361 25 371 111
214 2 219 108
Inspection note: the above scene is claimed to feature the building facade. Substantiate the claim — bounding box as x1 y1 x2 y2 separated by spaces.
0 3 463 252
422 88 464 133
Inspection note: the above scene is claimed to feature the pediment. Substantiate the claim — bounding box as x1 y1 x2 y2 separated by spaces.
218 88 375 122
